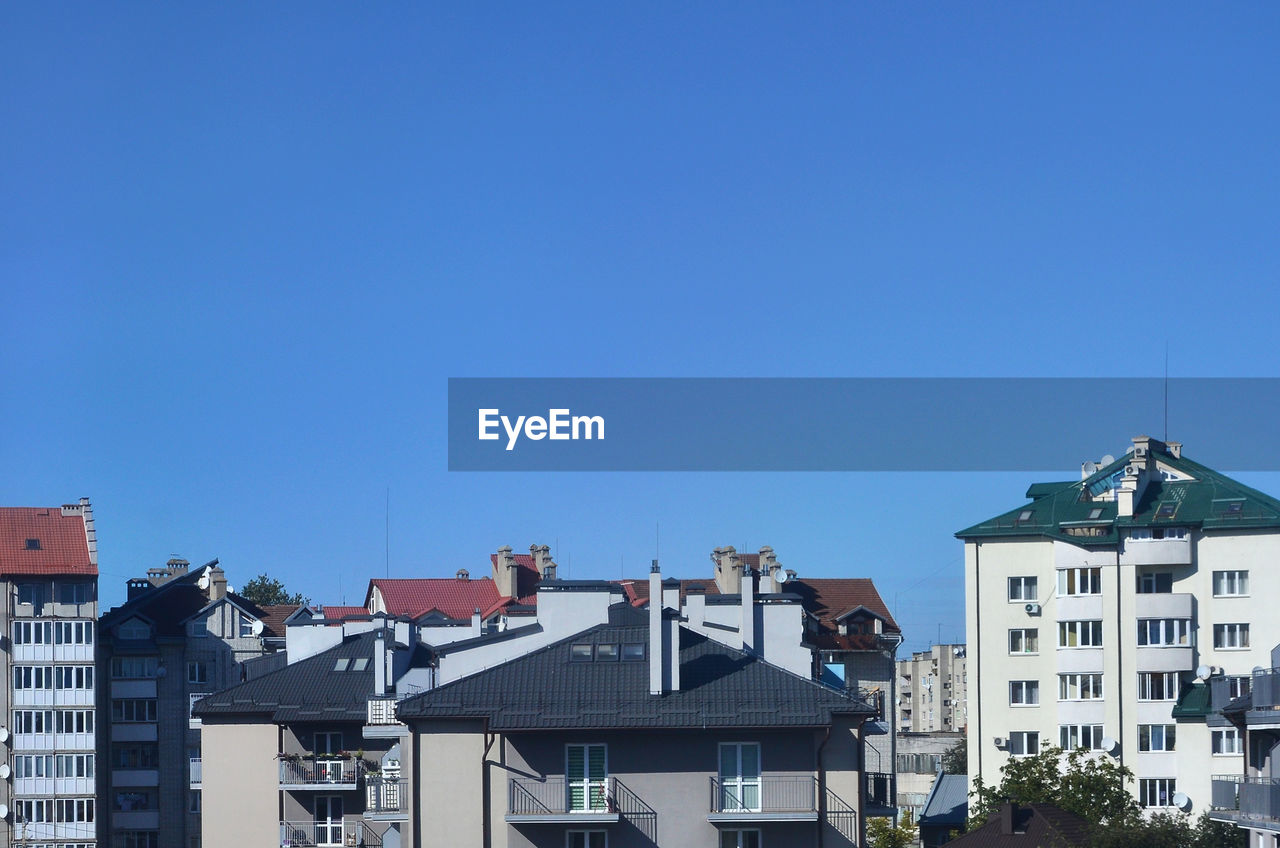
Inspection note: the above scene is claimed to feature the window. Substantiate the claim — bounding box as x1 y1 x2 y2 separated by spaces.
1140 778 1176 807
351 658 369 671
1213 728 1243 755
1008 577 1037 602
1228 675 1251 699
1136 572 1173 594
112 656 159 679
1008 731 1039 756
314 796 343 846
1058 673 1103 700
14 754 53 778
13 666 53 689
595 644 619 661
17 584 44 606
567 744 609 812
56 708 94 733
1059 724 1104 751
1137 618 1190 646
1057 567 1101 596
1214 623 1250 649
112 699 158 723
54 665 94 689
1008 629 1038 654
187 661 209 685
238 615 257 638
1213 570 1249 596
115 834 159 848
720 832 761 848
1009 680 1039 706
112 743 159 769
570 644 593 661
568 832 608 848
1138 724 1176 752
16 798 54 823
1058 620 1103 648
55 620 93 644
1017 509 1035 523
189 790 201 813
718 743 762 812
621 643 645 661
117 619 151 640
315 731 343 756
1137 672 1179 701
56 753 94 777
186 618 208 638
59 582 92 604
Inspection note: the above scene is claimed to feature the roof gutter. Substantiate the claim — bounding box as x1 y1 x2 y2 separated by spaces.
483 717 496 848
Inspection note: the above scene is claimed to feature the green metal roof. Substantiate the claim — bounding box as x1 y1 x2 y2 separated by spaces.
957 442 1280 546
1172 681 1211 719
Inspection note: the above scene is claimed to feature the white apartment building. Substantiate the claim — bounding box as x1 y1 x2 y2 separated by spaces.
1 500 100 848
959 437 1280 817
897 644 967 734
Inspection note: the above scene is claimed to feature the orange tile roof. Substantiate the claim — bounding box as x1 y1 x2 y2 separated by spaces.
0 506 95 577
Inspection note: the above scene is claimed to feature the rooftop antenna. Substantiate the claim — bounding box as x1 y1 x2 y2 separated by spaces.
385 487 390 579
655 522 660 562
1164 341 1169 441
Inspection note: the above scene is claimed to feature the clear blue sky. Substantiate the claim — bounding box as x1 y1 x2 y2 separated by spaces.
3 3 1279 652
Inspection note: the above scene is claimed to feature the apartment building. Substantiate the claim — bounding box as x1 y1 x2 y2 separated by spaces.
0 500 99 848
959 436 1280 817
96 558 291 848
398 565 873 848
896 644 967 733
1208 643 1280 846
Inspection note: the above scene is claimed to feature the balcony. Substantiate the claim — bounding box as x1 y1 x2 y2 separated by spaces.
190 758 202 787
365 777 408 819
367 697 400 726
506 776 622 823
279 758 362 789
864 771 896 809
1210 775 1280 826
280 820 382 847
1123 533 1191 565
708 775 819 823
1134 593 1193 620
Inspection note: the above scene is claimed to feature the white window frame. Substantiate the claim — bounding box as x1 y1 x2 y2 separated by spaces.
1214 623 1250 650
1059 724 1104 751
187 661 210 685
1213 570 1249 597
1056 567 1101 596
1058 673 1103 701
1137 672 1179 701
1137 618 1190 647
238 614 257 639
1140 778 1176 808
1138 724 1176 752
1008 576 1037 602
567 743 609 813
1009 680 1039 706
1136 572 1173 594
1007 731 1039 757
1212 728 1242 756
1058 620 1103 648
1008 628 1038 655
315 795 343 847
718 742 762 813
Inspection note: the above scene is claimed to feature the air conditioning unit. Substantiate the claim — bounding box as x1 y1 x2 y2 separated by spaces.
993 737 1006 749
1024 603 1041 616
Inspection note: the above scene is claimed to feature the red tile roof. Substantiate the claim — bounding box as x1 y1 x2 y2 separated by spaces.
256 604 300 637
318 605 368 620
368 578 504 620
0 506 95 577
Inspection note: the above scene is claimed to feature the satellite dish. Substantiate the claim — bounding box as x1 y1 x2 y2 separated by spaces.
251 619 265 636
1101 454 1116 466
1100 736 1118 755
197 574 210 590
1196 665 1212 680
0 803 8 819
1083 461 1098 476
1172 792 1192 811
227 585 235 594
0 727 9 743
497 619 508 632
776 569 789 583
0 764 10 780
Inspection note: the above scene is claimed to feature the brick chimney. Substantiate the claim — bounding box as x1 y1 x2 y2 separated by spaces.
758 546 782 593
494 546 518 598
711 546 742 594
530 544 557 581
208 565 228 601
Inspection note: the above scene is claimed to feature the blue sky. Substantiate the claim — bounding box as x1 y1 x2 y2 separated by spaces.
3 4 1279 652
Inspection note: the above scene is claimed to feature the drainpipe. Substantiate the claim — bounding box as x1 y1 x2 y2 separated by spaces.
412 727 422 848
974 542 983 784
482 718 496 848
1116 547 1124 769
817 723 832 848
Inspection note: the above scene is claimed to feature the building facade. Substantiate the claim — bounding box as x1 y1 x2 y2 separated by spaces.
0 499 99 848
960 436 1280 817
97 559 290 848
896 644 967 734
1208 644 1280 847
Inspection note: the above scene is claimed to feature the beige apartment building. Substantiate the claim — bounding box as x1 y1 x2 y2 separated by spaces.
960 436 1280 818
896 644 967 734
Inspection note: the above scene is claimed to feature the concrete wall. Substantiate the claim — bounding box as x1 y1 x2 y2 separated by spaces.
414 720 488 848
201 719 279 847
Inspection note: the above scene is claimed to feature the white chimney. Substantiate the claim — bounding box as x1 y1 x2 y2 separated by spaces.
649 562 663 695
686 589 706 628
374 629 388 694
741 566 755 654
471 607 482 637
758 546 780 593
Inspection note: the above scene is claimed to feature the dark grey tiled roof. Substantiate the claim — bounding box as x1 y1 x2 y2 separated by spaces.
919 773 968 826
398 622 873 730
193 630 380 722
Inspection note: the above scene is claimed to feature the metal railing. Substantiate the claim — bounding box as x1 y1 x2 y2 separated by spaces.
279 820 381 847
825 786 858 841
508 776 617 816
864 771 895 808
708 776 818 814
190 758 202 786
279 758 362 785
365 777 408 814
367 698 399 726
1253 669 1280 710
1211 775 1280 821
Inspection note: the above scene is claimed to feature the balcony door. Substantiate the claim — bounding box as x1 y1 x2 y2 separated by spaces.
315 731 343 781
316 795 343 846
566 744 608 812
719 743 761 812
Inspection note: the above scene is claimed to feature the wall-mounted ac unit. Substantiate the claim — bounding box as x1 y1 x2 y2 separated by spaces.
993 737 1006 748
1025 603 1041 616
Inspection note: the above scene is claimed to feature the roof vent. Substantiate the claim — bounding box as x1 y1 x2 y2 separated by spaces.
456 569 469 580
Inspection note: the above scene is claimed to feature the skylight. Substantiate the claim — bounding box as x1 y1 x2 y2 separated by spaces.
333 658 351 671
24 538 40 550
1017 510 1034 523
351 658 369 671
570 644 593 662
1088 508 1104 520
1156 503 1177 519
621 643 646 661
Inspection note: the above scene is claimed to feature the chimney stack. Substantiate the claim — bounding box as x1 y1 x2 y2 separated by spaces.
530 544 557 581
374 629 388 694
471 607 482 637
649 562 664 695
494 546 518 598
712 546 742 594
79 498 97 567
1000 802 1016 834
741 565 755 654
758 546 781 593
208 566 228 601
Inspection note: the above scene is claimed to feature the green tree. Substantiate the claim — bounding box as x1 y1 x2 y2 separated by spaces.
968 746 1141 829
239 573 308 607
941 738 967 774
867 810 917 848
1089 810 1245 848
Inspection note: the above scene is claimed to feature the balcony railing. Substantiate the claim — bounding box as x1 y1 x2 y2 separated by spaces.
279 758 362 787
1211 775 1280 822
709 775 818 817
280 820 381 847
508 776 619 819
864 771 896 808
1253 669 1280 710
365 777 408 815
367 698 399 726
190 758 202 787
